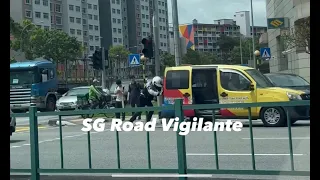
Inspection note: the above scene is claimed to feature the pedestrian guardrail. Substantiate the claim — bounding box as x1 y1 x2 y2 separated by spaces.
10 100 310 180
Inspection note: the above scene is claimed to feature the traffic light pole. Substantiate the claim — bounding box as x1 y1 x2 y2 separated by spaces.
172 0 181 66
101 47 106 89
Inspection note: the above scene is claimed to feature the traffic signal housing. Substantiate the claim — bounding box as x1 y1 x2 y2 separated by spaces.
141 36 153 59
92 50 102 70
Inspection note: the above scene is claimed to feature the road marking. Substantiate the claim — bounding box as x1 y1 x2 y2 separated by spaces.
241 137 310 140
15 126 47 132
186 153 304 156
112 174 213 178
10 129 110 149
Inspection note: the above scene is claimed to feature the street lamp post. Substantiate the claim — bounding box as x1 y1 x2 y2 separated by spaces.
250 0 256 69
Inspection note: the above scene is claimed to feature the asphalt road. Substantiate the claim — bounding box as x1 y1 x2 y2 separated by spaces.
15 114 80 126
10 119 310 180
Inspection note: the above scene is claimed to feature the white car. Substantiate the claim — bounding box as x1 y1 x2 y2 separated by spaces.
56 86 109 111
10 108 16 136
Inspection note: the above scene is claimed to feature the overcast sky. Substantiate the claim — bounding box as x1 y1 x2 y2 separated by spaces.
167 0 267 26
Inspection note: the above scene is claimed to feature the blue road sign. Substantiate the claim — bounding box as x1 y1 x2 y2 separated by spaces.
260 48 271 59
128 54 140 66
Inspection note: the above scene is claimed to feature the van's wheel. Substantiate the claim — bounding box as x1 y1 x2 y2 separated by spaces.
46 96 56 112
260 107 286 127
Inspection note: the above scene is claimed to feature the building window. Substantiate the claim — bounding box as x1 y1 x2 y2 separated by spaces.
35 12 41 18
55 4 61 12
162 2 164 6
113 18 116 23
146 15 149 19
160 34 162 38
95 46 100 50
83 19 87 24
89 35 93 41
146 24 149 28
76 6 80 12
114 38 117 43
88 4 92 9
77 29 82 35
89 25 93 30
95 36 99 41
112 8 115 13
117 19 121 24
158 1 161 5
84 31 88 36
70 17 74 23
142 14 145 18
141 5 144 10
118 29 121 33
88 14 92 19
42 13 49 19
90 46 94 51
113 28 116 33
43 0 48 6
118 38 122 43
51 16 53 24
82 8 86 13
25 0 31 4
143 32 146 36
70 29 75 35
56 16 62 25
76 18 81 24
142 23 145 27
159 9 161 14
69 5 74 11
146 6 148 10
94 5 97 10
117 9 120 14
116 0 120 4
94 25 99 31
35 0 40 5
112 0 115 3
94 15 98 20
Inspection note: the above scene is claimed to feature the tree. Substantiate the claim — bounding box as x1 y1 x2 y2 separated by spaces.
281 16 310 54
108 45 130 77
230 37 262 65
217 34 239 63
182 49 218 65
160 52 175 67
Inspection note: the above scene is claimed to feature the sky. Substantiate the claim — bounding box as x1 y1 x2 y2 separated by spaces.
167 0 267 26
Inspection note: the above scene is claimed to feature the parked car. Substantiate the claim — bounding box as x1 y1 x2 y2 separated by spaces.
10 108 16 136
109 78 151 105
264 73 310 92
56 86 109 111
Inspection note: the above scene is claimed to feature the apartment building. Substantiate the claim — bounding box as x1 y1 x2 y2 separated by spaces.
233 11 267 38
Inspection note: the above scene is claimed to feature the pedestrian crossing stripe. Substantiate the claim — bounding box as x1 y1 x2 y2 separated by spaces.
130 56 139 65
262 49 270 58
15 126 47 132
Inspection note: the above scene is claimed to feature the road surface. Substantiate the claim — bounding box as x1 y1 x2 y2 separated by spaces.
10 119 310 180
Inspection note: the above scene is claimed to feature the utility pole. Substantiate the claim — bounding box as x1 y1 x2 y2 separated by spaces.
172 0 181 66
240 35 243 64
101 47 106 89
250 0 256 69
153 0 160 77
152 0 163 113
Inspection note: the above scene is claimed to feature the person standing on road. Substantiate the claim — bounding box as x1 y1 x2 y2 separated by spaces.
88 79 102 109
114 79 125 121
129 76 163 123
127 76 142 120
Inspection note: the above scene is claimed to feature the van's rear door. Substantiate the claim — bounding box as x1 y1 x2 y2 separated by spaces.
163 66 195 117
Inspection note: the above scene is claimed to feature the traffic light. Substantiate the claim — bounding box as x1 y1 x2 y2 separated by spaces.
92 50 102 70
141 36 153 58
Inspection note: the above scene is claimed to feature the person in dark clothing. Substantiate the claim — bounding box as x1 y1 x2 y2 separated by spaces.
127 76 142 120
114 79 125 121
129 76 163 123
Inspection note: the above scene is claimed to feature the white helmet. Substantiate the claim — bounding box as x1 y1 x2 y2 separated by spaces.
152 76 163 88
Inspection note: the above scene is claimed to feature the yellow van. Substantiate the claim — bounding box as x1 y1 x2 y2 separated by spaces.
161 65 310 127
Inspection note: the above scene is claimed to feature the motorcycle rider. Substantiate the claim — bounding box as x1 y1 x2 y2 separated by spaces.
129 76 163 123
88 78 103 109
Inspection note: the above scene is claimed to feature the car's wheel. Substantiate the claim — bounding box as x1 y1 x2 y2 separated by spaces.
260 107 286 127
46 96 56 112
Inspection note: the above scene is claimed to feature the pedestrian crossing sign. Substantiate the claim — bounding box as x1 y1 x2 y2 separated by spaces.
128 54 140 66
260 48 271 59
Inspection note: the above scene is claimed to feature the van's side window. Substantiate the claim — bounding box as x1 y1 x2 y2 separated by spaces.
220 71 251 91
166 70 189 89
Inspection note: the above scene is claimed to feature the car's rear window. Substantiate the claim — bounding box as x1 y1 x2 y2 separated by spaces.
165 70 189 89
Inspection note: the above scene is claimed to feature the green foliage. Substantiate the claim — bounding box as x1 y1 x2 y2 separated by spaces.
216 34 239 63
230 37 262 64
108 45 130 61
160 52 175 67
182 49 218 65
10 17 83 62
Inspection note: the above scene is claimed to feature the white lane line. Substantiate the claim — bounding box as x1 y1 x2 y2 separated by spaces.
112 174 213 178
10 130 110 149
242 137 310 140
187 153 304 156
